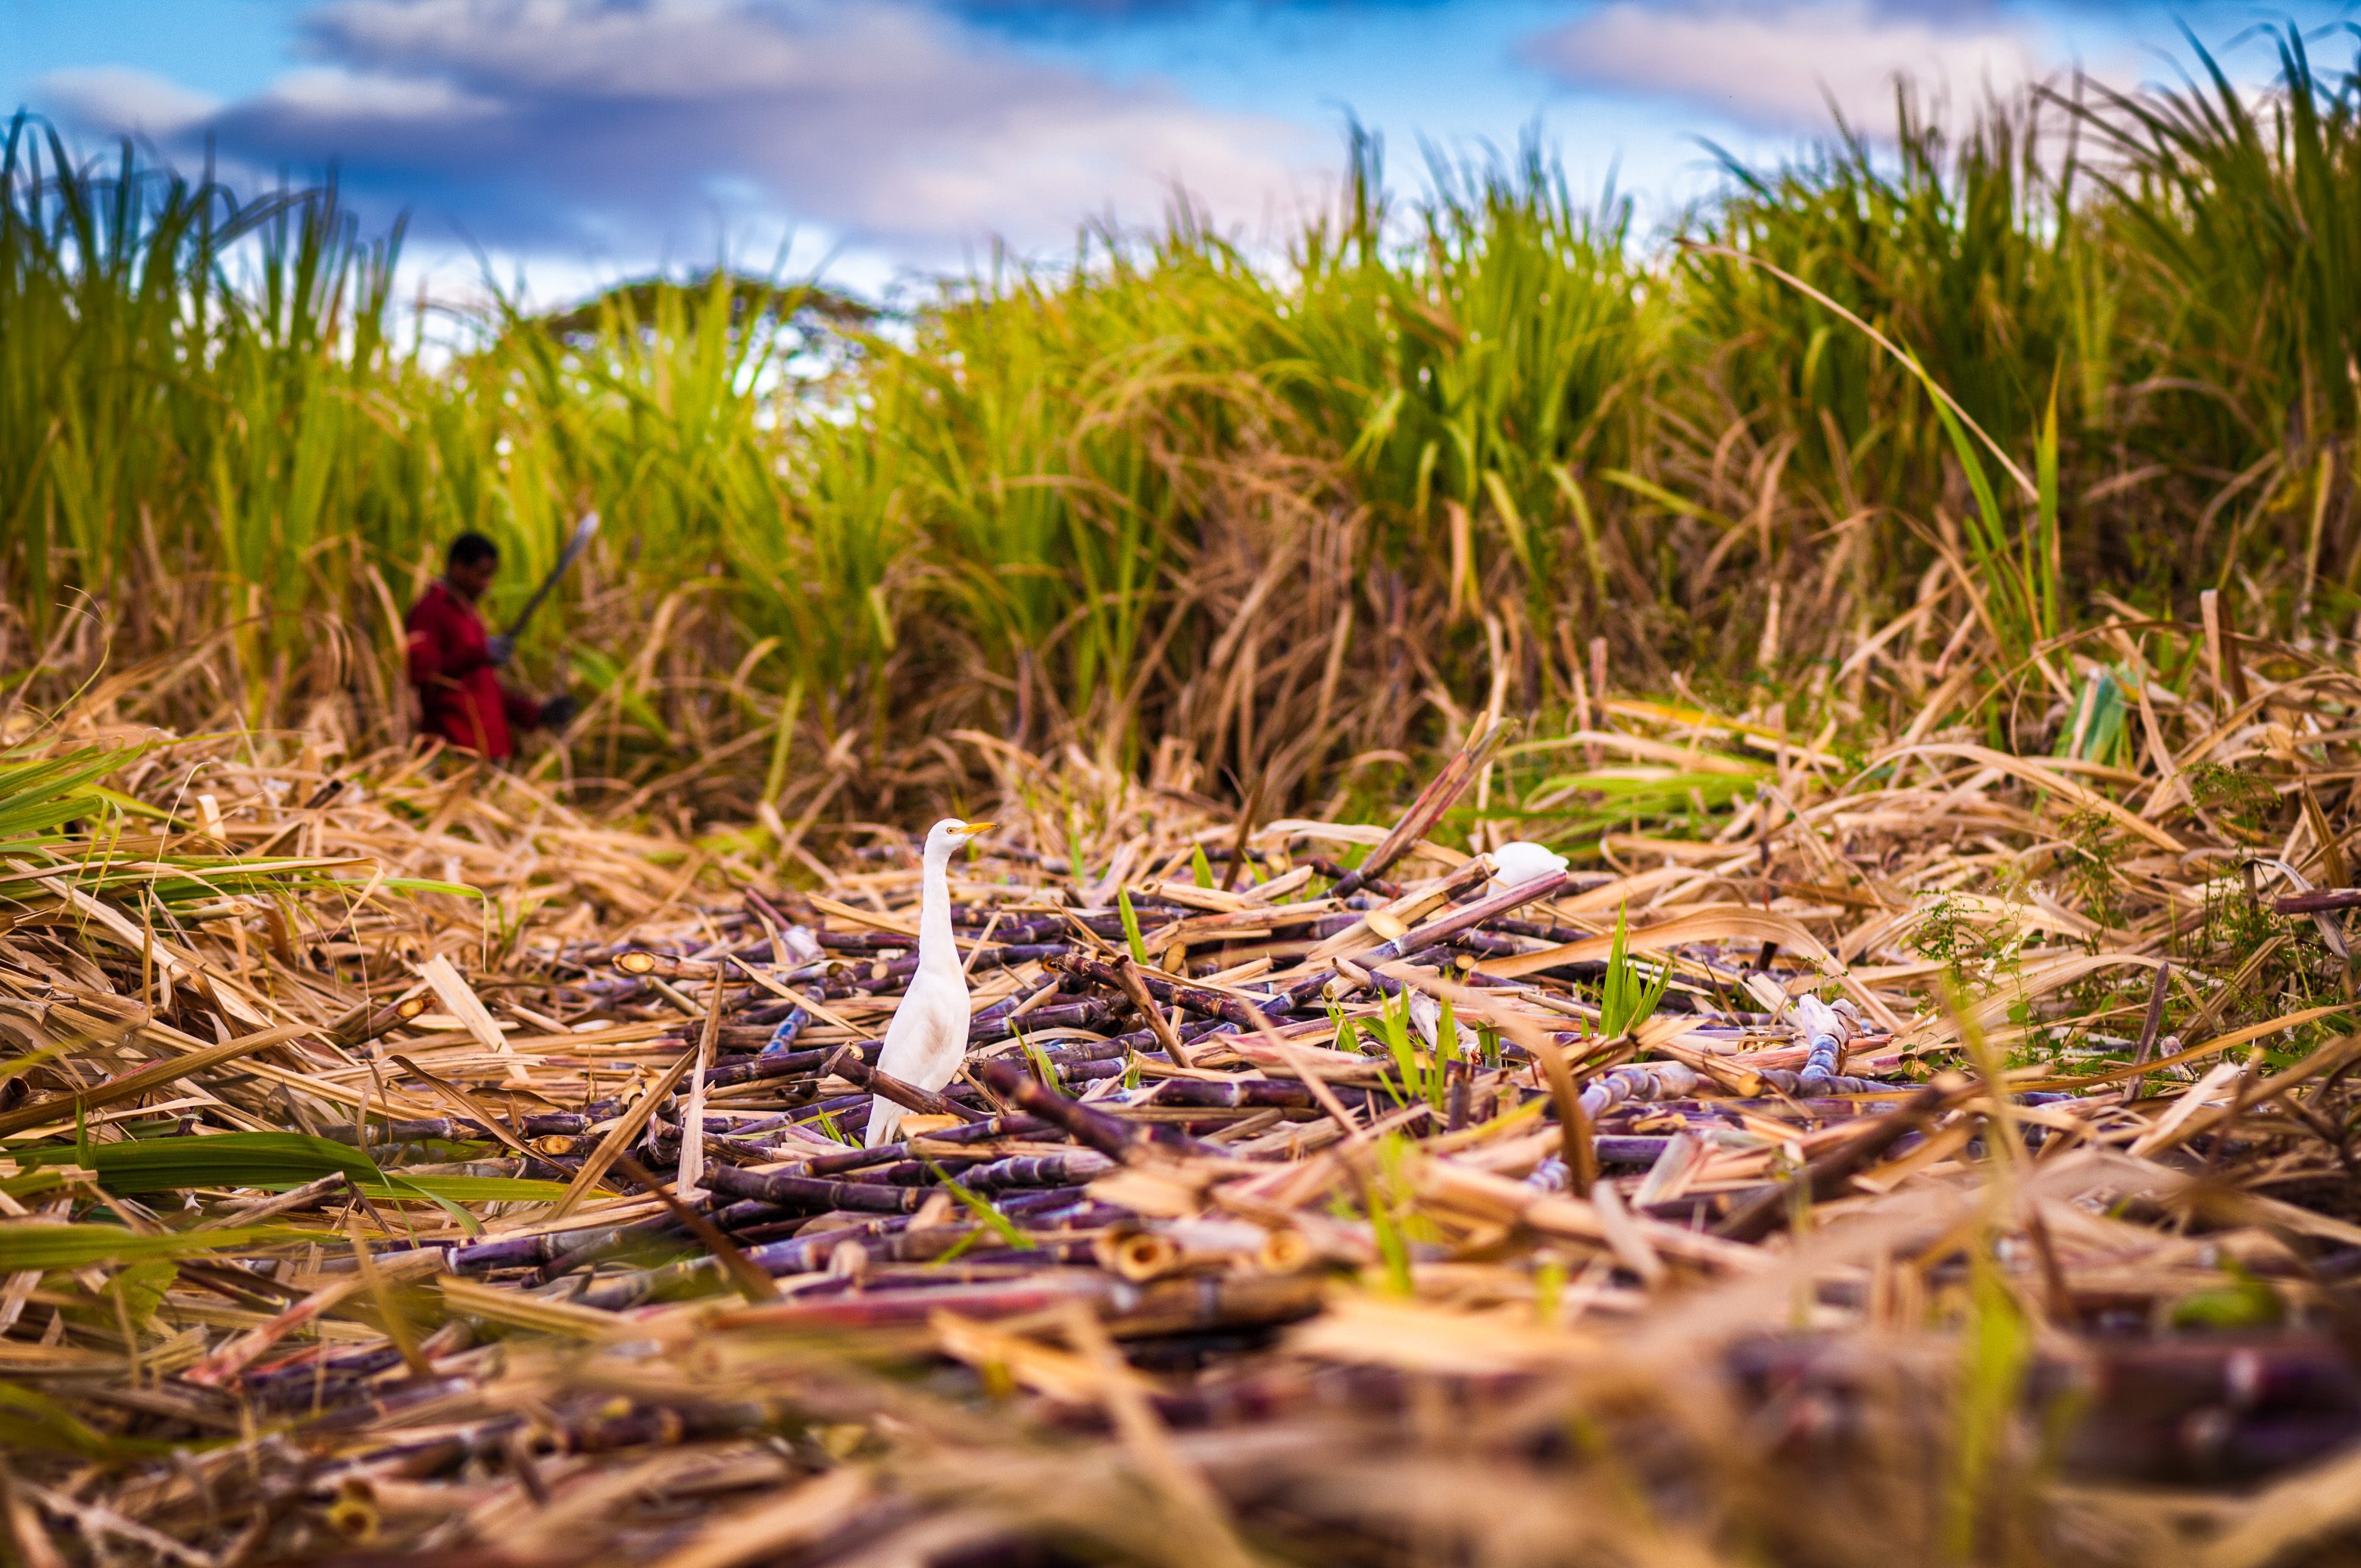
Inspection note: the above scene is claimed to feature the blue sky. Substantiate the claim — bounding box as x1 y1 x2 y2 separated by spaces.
4 1 2350 302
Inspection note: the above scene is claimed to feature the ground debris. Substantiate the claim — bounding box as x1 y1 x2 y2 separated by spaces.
10 660 2361 1568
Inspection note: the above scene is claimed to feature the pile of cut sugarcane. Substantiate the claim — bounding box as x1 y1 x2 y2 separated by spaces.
13 635 2361 1566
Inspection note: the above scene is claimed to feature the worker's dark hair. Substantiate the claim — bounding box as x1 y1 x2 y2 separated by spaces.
447 532 499 569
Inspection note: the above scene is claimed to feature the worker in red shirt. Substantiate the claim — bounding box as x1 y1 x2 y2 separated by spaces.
404 533 575 760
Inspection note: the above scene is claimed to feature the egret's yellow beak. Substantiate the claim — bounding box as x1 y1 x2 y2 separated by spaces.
955 820 995 836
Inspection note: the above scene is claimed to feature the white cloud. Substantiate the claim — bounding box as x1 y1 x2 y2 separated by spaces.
50 0 1313 259
1526 2 2046 133
255 67 505 123
38 67 220 138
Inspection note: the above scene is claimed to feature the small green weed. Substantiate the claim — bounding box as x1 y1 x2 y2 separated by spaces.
1599 904 1670 1037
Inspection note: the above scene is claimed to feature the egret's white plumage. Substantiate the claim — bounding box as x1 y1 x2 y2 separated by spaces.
866 817 992 1147
1488 840 1569 884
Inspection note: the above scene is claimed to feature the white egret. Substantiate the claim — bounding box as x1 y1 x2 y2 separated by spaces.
865 817 993 1147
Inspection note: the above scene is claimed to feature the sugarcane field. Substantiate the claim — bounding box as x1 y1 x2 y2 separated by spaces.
21 17 2361 1566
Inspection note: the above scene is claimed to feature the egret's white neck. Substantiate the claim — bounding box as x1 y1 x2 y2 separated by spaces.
919 839 958 973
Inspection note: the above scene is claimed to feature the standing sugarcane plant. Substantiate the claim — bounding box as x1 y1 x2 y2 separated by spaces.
1681 238 2063 679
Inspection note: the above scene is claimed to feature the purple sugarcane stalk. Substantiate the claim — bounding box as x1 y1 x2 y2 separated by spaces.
1050 952 1285 1031
973 1058 1223 1160
827 1046 990 1123
701 1163 924 1213
960 1150 1114 1190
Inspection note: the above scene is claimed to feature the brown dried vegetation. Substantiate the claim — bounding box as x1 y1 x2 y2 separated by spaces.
5 597 2361 1567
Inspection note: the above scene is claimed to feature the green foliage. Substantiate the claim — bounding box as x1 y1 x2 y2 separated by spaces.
2185 763 2275 836
18 1130 563 1213
0 117 417 684
1366 1193 1413 1297
1599 904 1670 1038
0 743 134 838
1688 94 2075 505
1945 1245 2034 1560
50 1129 377 1193
1363 1130 1421 1295
2169 1256 2285 1331
923 1160 1035 1253
109 1260 174 1330
1117 886 1148 966
2073 27 2361 485
1679 89 2077 666
0 1221 286 1272
0 1382 126 1458
50 1260 176 1341
2059 807 2131 932
1276 129 1656 623
2056 664 2137 770
401 1176 570 1203
1021 1034 1058 1090
10 31 2361 803
1481 765 1757 842
2200 869 2282 971
1915 893 2030 992
1360 989 1443 1110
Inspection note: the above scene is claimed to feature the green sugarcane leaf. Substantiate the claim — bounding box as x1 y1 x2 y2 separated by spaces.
85 785 178 824
1373 998 1427 1107
1598 902 1671 1038
376 877 483 898
2169 1257 2284 1330
1601 902 1633 1035
1363 1176 1413 1296
1021 1033 1057 1088
0 745 138 838
0 1223 289 1271
112 1260 177 1329
0 1042 67 1084
923 1161 1034 1251
1357 1018 1407 1107
371 1177 483 1237
1117 886 1148 964
383 1176 572 1203
0 1170 72 1202
0 1376 195 1460
0 1382 117 1457
2036 367 2062 639
64 1131 382 1195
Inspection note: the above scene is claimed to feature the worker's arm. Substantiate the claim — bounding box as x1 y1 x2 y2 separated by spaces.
501 683 542 732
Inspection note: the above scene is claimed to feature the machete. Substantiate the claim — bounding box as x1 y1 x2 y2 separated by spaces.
504 511 601 642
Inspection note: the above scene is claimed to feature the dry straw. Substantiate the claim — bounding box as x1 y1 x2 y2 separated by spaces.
0 589 2357 1565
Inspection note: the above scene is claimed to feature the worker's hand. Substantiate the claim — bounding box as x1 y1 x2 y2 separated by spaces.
539 694 578 730
486 634 515 667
